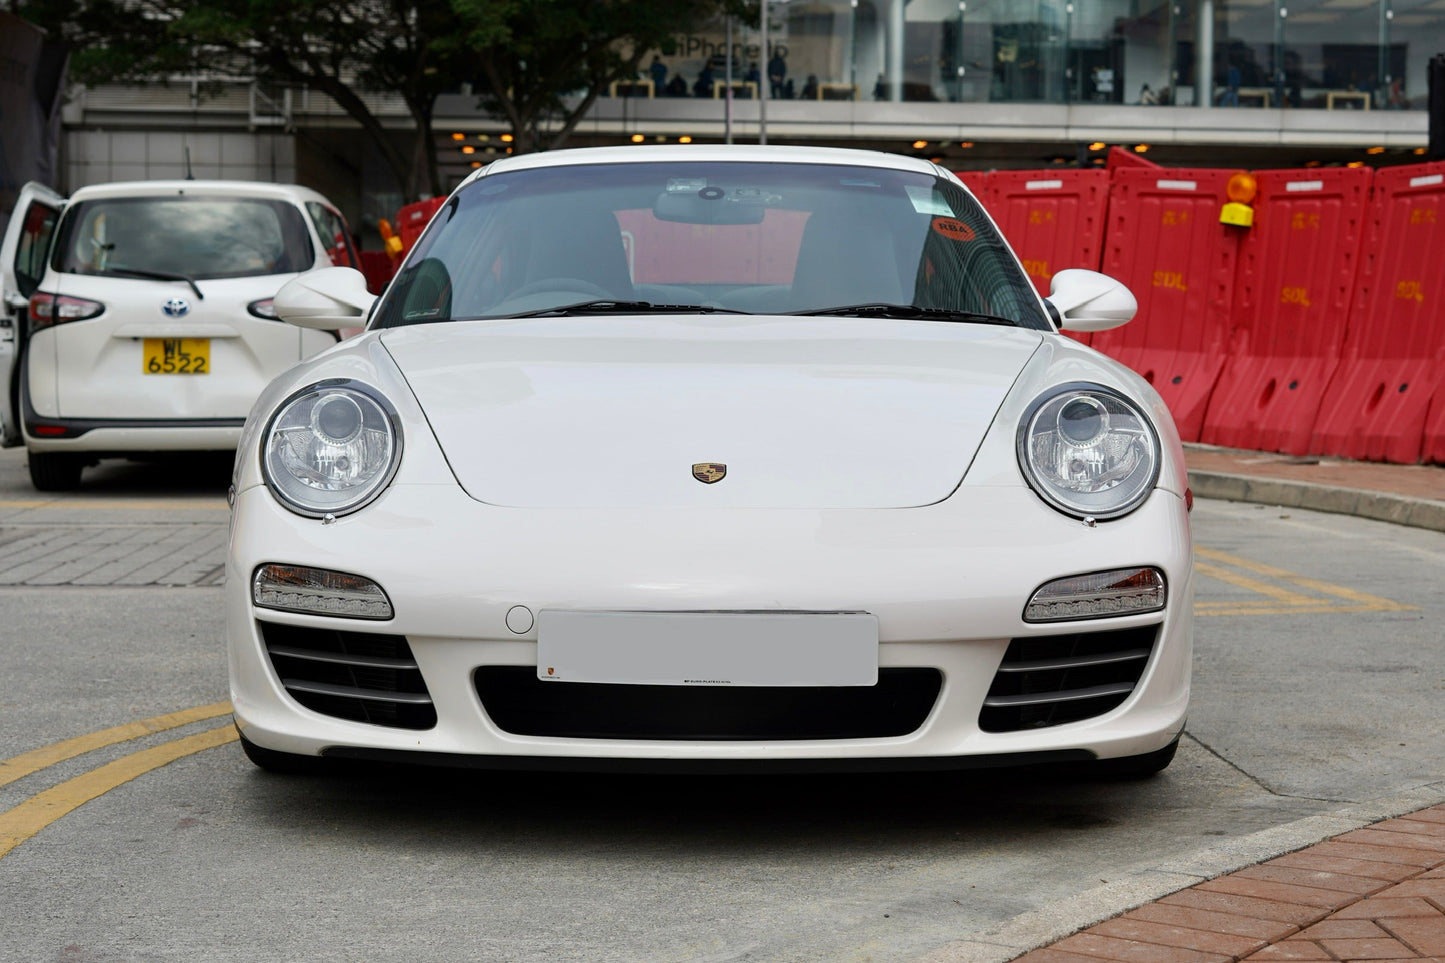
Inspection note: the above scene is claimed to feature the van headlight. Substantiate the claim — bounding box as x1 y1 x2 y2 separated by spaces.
1017 383 1160 520
262 381 402 517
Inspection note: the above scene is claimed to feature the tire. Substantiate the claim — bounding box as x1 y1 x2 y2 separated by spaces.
28 451 84 491
238 730 327 775
1093 737 1180 779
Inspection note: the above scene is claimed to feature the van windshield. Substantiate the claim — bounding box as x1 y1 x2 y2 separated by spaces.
54 196 315 281
374 161 1049 330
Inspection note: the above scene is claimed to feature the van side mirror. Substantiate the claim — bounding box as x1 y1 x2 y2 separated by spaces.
1045 269 1136 332
274 267 376 329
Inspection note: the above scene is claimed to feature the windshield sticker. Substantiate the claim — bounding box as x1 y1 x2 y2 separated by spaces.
404 307 443 320
905 185 953 216
931 217 977 241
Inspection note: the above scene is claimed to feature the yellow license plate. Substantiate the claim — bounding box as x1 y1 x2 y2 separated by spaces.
143 338 209 374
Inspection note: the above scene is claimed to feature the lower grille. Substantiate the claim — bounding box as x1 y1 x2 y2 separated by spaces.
475 666 942 741
259 622 436 730
979 625 1158 732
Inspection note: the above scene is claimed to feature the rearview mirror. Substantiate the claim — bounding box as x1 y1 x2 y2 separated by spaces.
274 267 376 329
653 189 767 225
1045 269 1136 332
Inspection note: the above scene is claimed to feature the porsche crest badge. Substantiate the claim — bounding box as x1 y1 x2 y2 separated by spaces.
692 462 727 484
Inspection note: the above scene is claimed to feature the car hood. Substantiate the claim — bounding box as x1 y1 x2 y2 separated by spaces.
380 316 1043 509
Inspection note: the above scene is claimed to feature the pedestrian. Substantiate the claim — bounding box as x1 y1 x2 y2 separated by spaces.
768 49 787 98
649 55 667 93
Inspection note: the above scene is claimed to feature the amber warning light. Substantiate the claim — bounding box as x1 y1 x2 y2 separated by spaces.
1221 171 1257 228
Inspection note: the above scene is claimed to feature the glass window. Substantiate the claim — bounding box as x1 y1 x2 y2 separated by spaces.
306 202 358 269
53 196 315 280
13 201 61 299
375 161 1048 330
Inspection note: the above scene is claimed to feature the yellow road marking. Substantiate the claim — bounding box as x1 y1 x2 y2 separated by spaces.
1194 561 1318 606
0 701 232 788
1194 546 1417 617
0 724 237 860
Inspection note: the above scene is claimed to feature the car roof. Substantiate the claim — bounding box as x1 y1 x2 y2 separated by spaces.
465 144 942 188
65 180 336 206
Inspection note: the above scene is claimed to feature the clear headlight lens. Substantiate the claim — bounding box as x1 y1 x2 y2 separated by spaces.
262 381 401 517
1017 384 1160 519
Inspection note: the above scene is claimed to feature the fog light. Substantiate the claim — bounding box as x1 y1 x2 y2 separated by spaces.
1024 567 1166 623
252 564 393 620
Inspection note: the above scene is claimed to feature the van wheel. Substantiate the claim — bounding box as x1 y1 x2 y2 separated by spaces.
28 452 84 491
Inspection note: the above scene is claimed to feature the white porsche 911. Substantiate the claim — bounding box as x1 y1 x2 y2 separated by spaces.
226 145 1193 777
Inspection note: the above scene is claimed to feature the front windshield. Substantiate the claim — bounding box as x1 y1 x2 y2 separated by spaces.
374 161 1049 330
54 196 315 280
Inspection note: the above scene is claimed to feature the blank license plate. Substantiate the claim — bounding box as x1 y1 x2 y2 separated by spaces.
143 338 209 374
536 610 878 687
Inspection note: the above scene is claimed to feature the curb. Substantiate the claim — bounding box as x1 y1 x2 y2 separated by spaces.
1188 470 1445 534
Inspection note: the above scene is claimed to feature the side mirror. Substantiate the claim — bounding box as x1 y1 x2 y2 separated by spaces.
1045 269 1136 332
274 267 377 330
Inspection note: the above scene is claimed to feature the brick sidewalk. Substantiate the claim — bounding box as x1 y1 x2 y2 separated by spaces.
1015 805 1445 962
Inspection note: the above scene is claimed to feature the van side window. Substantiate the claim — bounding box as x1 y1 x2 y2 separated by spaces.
306 203 357 269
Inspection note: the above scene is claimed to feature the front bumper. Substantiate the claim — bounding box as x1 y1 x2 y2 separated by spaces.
227 482 1193 768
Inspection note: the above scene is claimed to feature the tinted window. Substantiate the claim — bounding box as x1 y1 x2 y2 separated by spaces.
305 201 357 269
13 201 61 299
54 196 315 280
374 162 1048 329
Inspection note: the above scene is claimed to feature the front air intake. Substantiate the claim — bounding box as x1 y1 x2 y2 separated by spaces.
259 622 436 730
980 625 1157 732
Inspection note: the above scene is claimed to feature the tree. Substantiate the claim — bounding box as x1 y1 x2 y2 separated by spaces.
18 0 742 195
19 0 511 199
458 0 741 155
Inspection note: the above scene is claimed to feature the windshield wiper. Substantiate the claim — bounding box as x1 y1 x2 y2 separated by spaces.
786 302 1017 326
101 267 205 300
501 299 750 319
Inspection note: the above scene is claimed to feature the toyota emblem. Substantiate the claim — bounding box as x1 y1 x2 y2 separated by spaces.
162 297 191 318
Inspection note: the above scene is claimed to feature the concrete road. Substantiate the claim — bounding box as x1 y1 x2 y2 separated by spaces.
0 446 1441 962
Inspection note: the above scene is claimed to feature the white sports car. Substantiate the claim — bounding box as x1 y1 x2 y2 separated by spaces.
226 146 1193 776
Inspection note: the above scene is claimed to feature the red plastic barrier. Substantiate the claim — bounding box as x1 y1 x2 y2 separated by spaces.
1090 168 1241 440
1426 390 1445 465
396 196 447 254
1310 161 1445 463
984 169 1110 297
954 170 991 201
1202 167 1373 454
1107 146 1161 172
358 250 397 295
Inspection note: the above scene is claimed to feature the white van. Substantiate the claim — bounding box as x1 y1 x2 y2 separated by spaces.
0 180 358 490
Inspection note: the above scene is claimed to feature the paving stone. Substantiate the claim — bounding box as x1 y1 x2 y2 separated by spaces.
1297 919 1391 939
1315 936 1420 959
1091 917 1267 957
1268 851 1425 883
1242 941 1333 960
1050 932 1232 962
1379 916 1445 956
1234 864 1393 897
1196 875 1360 909
1125 903 1301 941
1333 898 1444 919
1338 828 1445 854
1160 889 1332 926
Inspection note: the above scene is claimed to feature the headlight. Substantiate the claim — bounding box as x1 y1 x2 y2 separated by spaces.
1016 383 1160 520
262 381 402 517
